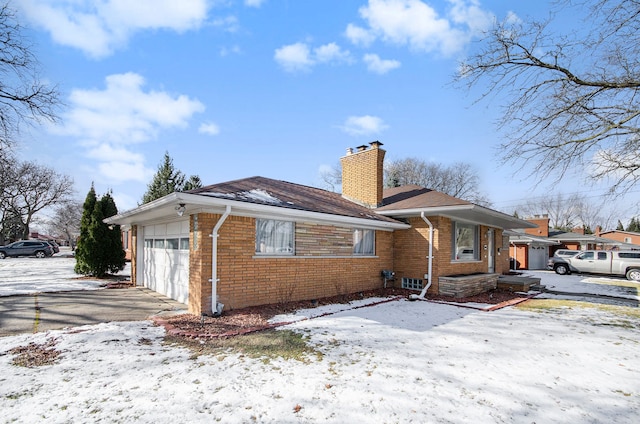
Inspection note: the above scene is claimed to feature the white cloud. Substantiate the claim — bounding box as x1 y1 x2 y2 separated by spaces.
199 122 221 136
245 0 266 7
340 115 389 136
275 42 351 72
363 53 401 74
86 144 154 184
345 23 376 47
18 0 209 58
211 15 240 33
274 42 314 72
345 0 494 56
55 72 204 183
314 43 351 64
220 45 242 57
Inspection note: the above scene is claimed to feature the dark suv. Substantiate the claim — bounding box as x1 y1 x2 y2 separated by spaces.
0 240 54 259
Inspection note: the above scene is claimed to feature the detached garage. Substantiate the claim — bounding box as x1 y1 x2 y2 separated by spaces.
142 220 190 304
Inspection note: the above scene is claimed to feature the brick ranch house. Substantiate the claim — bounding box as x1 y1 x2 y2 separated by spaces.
105 142 536 316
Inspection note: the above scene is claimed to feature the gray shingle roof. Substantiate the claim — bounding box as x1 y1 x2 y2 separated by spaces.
186 176 401 224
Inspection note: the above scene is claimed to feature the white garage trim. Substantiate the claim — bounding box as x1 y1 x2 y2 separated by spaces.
142 220 190 304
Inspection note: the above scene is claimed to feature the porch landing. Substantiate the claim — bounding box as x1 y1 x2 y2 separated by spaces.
438 273 498 298
497 275 542 292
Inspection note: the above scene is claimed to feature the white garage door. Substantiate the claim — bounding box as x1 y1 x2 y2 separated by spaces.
143 221 190 304
528 245 548 270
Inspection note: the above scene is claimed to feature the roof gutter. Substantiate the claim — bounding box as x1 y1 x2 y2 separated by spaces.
418 212 433 298
209 205 231 316
105 192 409 231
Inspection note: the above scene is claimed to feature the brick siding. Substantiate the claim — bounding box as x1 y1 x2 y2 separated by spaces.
340 143 385 207
189 213 394 314
392 216 507 294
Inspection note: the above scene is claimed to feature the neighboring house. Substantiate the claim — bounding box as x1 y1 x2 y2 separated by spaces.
509 215 640 269
509 215 559 270
105 142 536 315
595 229 640 249
508 231 559 270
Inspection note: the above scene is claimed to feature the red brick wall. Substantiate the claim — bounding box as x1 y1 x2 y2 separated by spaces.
525 217 549 237
190 213 394 314
599 232 640 245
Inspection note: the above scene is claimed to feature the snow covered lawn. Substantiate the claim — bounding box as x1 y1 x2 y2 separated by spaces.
0 252 130 296
1 262 639 423
1 270 639 423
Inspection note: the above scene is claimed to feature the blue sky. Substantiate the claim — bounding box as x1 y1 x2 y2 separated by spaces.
13 0 640 224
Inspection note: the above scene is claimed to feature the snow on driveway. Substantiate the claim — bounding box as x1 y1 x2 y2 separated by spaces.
523 270 640 304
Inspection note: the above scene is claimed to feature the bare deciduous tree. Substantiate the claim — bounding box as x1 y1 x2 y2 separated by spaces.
384 158 490 206
318 162 342 192
515 192 618 232
458 0 640 193
0 1 60 153
47 201 82 249
2 161 74 239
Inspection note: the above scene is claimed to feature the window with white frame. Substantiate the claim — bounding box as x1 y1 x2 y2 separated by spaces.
452 221 479 261
353 228 375 255
624 237 632 243
256 219 294 254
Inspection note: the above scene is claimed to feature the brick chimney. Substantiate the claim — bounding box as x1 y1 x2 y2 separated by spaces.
524 214 550 237
340 141 385 208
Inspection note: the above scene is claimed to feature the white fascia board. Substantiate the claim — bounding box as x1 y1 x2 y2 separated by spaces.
376 204 537 230
105 192 409 231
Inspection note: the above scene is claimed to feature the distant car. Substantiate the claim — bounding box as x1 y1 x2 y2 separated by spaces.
43 240 60 254
546 249 581 272
0 240 54 259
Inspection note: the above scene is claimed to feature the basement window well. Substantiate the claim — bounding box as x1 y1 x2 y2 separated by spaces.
402 277 423 290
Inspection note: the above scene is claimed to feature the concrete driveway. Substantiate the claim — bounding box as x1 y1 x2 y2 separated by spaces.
0 288 186 336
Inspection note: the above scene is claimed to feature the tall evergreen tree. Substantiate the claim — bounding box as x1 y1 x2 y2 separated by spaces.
75 186 125 277
627 217 640 233
100 192 126 275
141 152 202 203
74 184 97 275
183 175 202 191
617 220 625 231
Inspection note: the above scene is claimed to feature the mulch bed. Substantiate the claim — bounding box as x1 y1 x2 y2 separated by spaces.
156 288 531 339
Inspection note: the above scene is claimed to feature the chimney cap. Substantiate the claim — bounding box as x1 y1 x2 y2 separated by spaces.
356 144 368 152
370 141 383 148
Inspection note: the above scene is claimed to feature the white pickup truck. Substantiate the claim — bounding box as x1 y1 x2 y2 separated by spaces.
551 250 640 281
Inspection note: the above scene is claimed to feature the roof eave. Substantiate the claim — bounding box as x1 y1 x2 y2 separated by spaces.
376 204 537 230
104 192 410 231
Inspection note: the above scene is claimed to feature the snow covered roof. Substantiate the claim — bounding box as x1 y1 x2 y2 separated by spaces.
105 176 409 231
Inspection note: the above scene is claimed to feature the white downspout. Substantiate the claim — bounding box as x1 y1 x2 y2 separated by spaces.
210 205 231 316
418 211 434 299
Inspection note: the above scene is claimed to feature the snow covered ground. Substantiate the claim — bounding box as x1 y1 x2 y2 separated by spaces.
0 249 130 296
0 259 639 423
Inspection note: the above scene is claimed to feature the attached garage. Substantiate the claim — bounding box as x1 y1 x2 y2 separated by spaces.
142 221 190 304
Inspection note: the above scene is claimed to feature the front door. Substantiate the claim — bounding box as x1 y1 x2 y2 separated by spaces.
488 229 495 273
